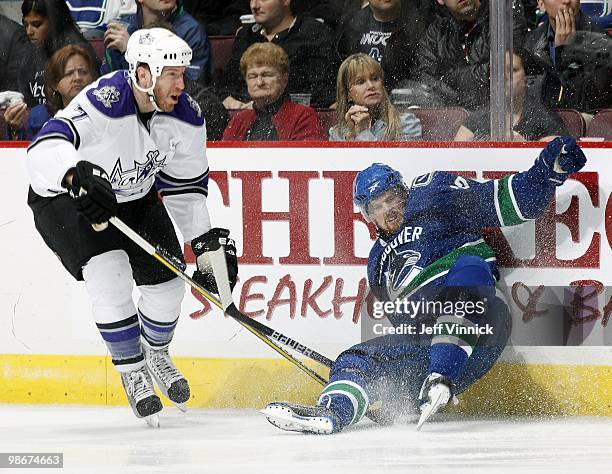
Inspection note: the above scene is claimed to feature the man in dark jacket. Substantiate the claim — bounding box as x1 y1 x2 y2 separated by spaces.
523 0 611 112
182 0 250 36
292 0 359 30
218 0 337 109
0 14 29 92
102 0 212 84
413 0 526 110
335 0 436 65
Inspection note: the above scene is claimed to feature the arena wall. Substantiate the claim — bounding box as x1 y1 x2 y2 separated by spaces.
1 142 610 415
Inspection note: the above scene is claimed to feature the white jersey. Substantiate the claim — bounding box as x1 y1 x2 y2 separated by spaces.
27 71 210 241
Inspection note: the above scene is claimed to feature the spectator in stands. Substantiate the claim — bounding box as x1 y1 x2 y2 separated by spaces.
291 0 352 29
64 0 136 38
523 0 612 112
330 53 421 140
218 0 337 110
521 0 539 30
182 0 250 36
223 42 323 140
409 0 526 110
18 0 99 107
0 14 29 92
102 0 213 84
454 50 569 141
335 0 435 66
5 44 98 140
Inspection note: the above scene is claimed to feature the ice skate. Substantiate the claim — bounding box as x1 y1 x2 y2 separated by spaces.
120 366 163 428
144 344 190 412
416 373 458 430
260 402 341 435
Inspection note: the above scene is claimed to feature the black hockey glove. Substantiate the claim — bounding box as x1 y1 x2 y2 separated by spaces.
66 161 117 226
535 136 587 185
191 228 238 294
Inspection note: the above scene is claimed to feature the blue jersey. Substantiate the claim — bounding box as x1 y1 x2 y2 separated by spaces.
367 163 558 302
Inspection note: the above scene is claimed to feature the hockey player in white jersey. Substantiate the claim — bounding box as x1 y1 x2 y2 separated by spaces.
26 28 238 426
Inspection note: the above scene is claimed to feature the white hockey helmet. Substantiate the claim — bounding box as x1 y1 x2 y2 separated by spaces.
125 28 192 109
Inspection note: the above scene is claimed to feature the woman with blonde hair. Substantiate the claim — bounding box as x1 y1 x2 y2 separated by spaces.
330 53 421 141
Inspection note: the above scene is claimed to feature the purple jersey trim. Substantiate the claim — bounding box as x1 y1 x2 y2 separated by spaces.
160 93 205 127
86 71 136 118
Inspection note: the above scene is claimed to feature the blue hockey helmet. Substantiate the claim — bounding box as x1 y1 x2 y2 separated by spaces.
353 163 407 218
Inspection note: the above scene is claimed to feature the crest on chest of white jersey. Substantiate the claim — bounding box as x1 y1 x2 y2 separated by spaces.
109 149 167 190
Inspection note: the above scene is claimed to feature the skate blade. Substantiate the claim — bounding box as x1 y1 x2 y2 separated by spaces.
145 414 160 428
416 391 446 431
173 402 188 413
260 404 333 435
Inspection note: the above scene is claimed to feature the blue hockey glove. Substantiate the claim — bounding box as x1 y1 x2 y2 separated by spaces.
191 228 238 294
536 136 587 185
66 161 117 226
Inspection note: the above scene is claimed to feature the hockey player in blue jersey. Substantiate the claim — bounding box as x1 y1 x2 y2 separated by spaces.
261 137 587 433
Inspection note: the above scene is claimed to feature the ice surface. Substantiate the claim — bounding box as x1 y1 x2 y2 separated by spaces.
0 405 610 473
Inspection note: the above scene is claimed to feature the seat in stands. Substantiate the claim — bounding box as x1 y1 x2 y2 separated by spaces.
556 109 586 138
404 107 468 141
317 110 336 138
210 35 235 83
89 38 105 61
0 108 6 139
586 109 612 139
318 107 468 141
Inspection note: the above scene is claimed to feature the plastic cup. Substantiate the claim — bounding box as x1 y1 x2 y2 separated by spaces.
107 17 131 32
290 93 312 107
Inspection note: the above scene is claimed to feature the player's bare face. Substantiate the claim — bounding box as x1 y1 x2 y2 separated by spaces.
23 12 49 46
153 66 185 112
367 188 407 235
55 54 94 107
245 65 288 107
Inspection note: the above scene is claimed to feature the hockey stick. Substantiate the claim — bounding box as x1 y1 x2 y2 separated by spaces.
107 216 332 385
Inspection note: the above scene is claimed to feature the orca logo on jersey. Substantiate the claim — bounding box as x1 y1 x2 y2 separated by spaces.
387 250 423 293
411 173 434 188
378 226 424 295
109 150 166 193
93 86 121 109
